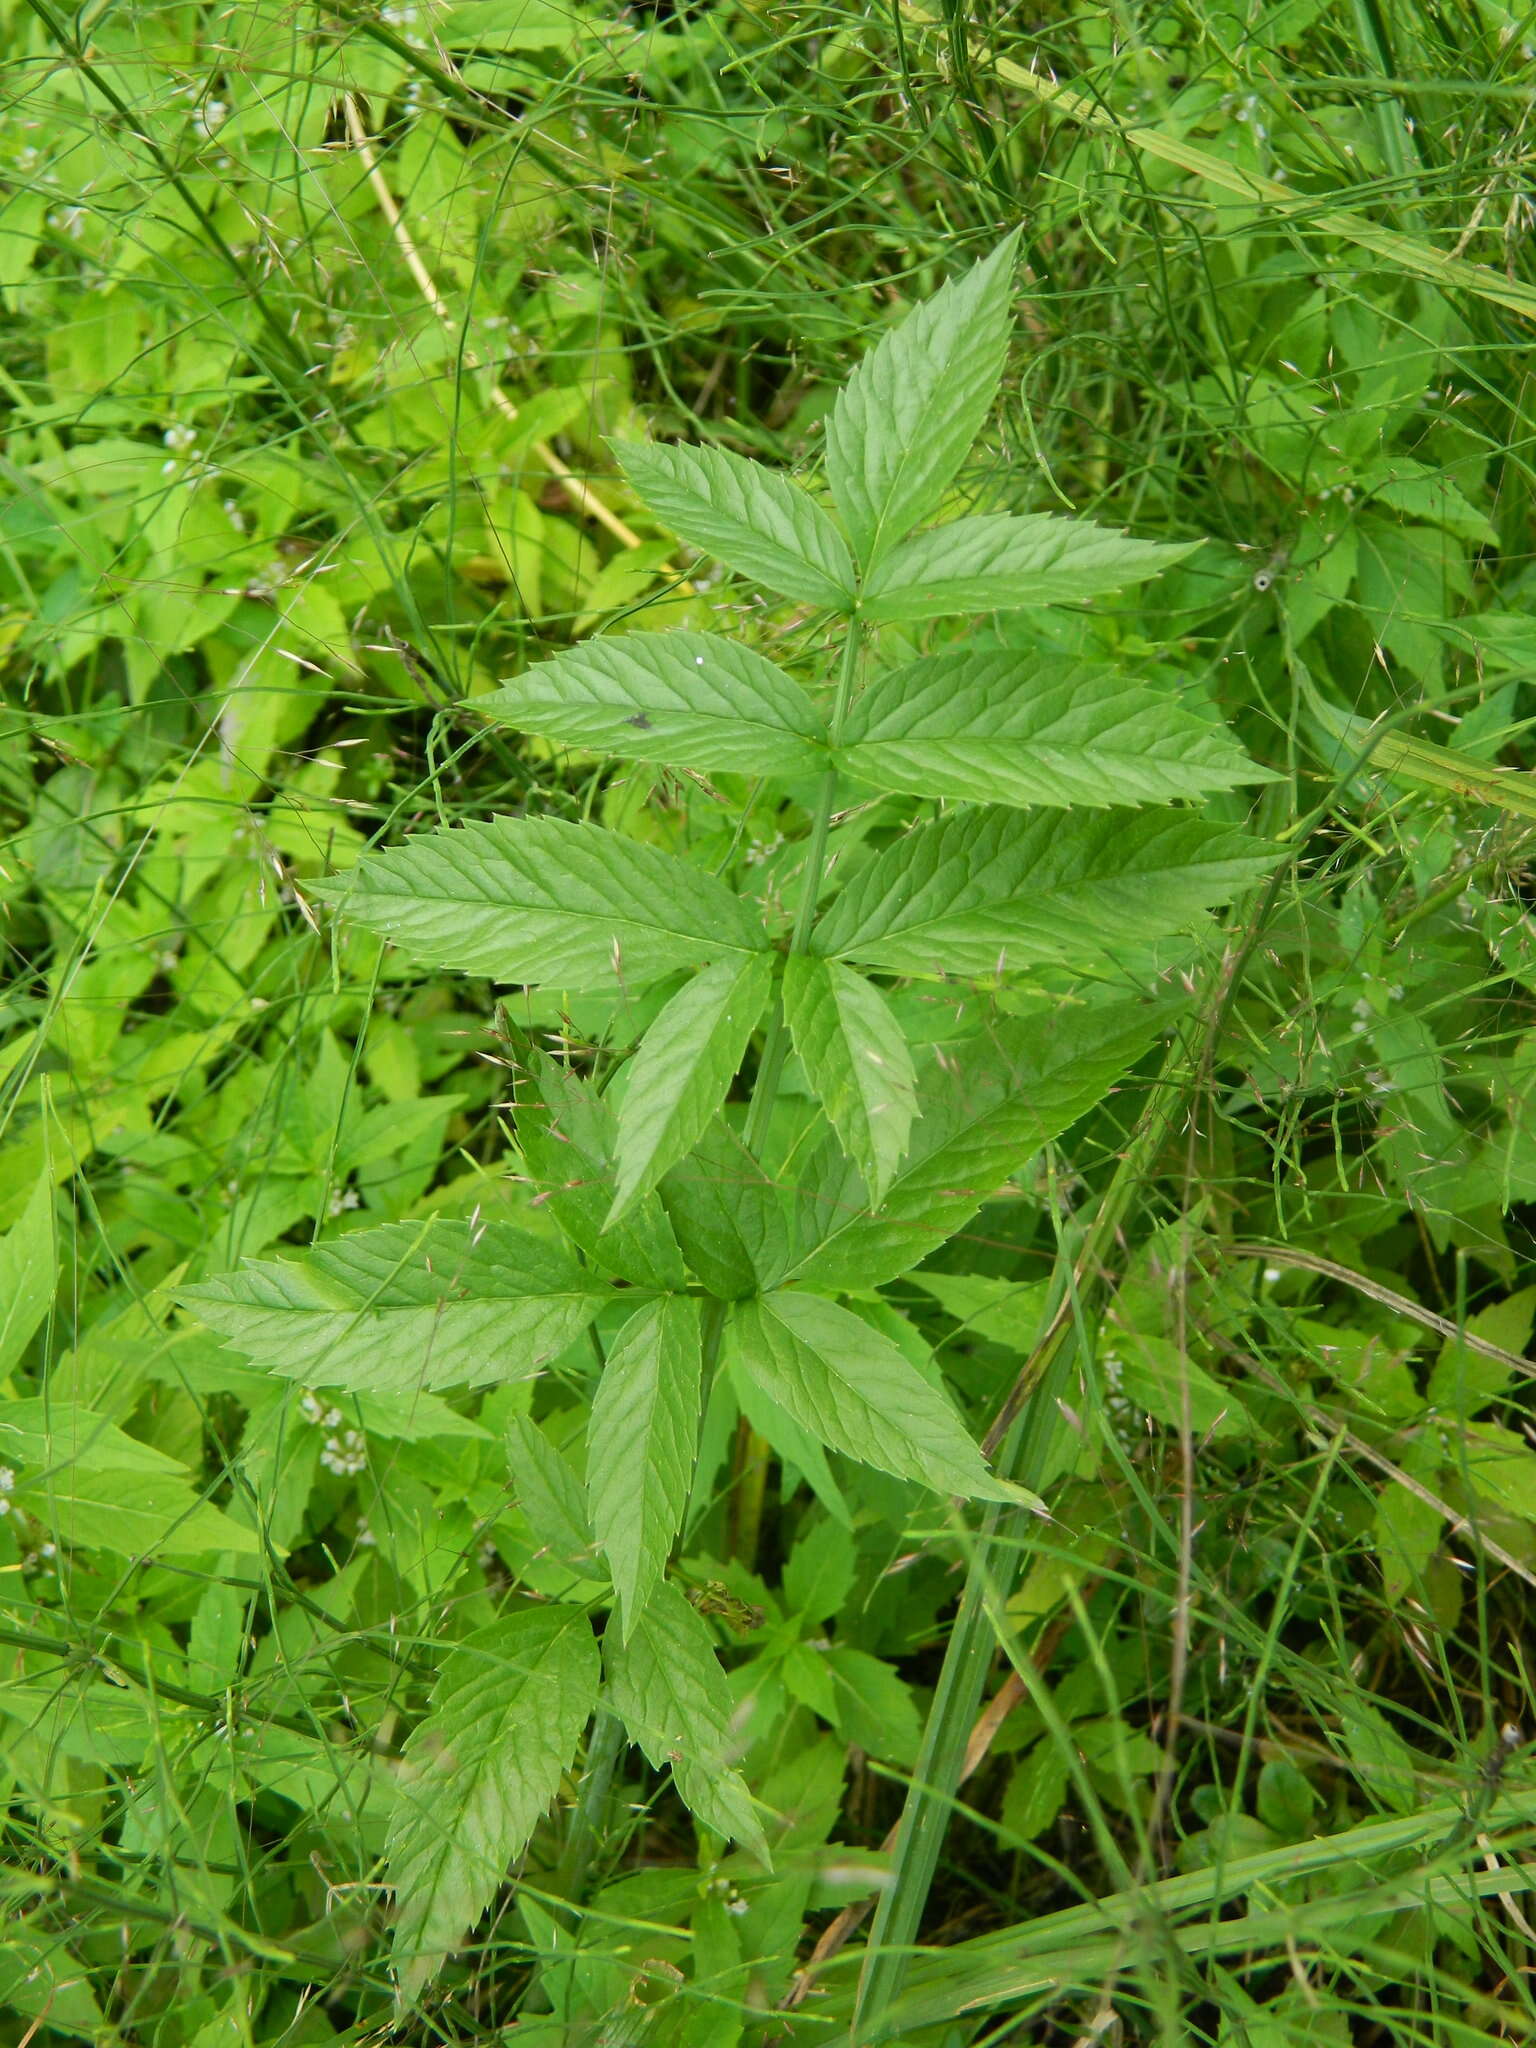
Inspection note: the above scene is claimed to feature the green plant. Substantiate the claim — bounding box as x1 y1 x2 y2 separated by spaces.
173 233 1275 2004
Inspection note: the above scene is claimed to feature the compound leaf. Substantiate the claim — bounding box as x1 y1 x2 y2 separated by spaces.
587 1296 703 1635
615 440 856 610
861 514 1196 623
319 815 765 992
609 954 774 1225
481 631 828 778
826 231 1020 567
387 1607 599 1999
183 1221 606 1394
782 955 916 1203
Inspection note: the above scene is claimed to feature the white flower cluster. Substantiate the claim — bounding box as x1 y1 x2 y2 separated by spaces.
299 1392 368 1477
0 1465 14 1514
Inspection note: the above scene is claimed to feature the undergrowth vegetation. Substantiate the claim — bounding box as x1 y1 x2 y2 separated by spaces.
3 3 1536 2045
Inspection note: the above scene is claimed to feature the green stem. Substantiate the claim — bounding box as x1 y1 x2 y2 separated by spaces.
726 617 863 1565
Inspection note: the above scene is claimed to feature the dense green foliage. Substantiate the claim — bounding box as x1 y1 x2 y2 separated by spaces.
4 3 1536 2046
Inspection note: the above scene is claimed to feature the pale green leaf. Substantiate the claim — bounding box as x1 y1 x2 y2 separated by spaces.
782 956 916 1203
812 807 1276 980
15 1467 262 1559
182 1221 605 1394
481 631 828 777
788 1001 1164 1291
603 1578 769 1860
388 1607 599 1999
0 1398 190 1476
727 1291 1027 1503
609 954 774 1224
587 1296 702 1635
860 514 1196 623
615 440 856 610
839 650 1271 808
0 1170 56 1379
826 231 1020 567
319 815 766 991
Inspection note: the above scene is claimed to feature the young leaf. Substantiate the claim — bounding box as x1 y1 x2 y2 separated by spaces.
608 953 774 1224
727 1292 1030 1504
587 1295 703 1635
812 807 1276 981
839 650 1272 809
614 440 856 610
603 1578 770 1861
480 632 829 778
826 230 1020 568
387 1608 599 1999
319 815 766 991
517 1051 687 1292
782 955 916 1203
787 1001 1165 1291
860 514 1197 623
182 1221 606 1393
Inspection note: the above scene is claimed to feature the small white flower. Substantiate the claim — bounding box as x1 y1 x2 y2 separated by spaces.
320 1428 367 1477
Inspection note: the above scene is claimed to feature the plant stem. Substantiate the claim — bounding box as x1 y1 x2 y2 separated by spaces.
726 618 863 1565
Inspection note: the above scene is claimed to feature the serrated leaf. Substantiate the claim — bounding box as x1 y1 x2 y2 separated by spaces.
614 440 856 610
788 1002 1164 1291
609 955 774 1224
481 631 828 777
659 1119 792 1297
518 1050 686 1291
319 815 766 991
182 1221 606 1393
0 1169 55 1378
812 808 1276 980
587 1296 702 1634
727 1292 1026 1503
387 1607 599 1999
604 1578 769 1861
826 231 1020 567
839 650 1272 808
860 514 1196 623
782 956 915 1203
